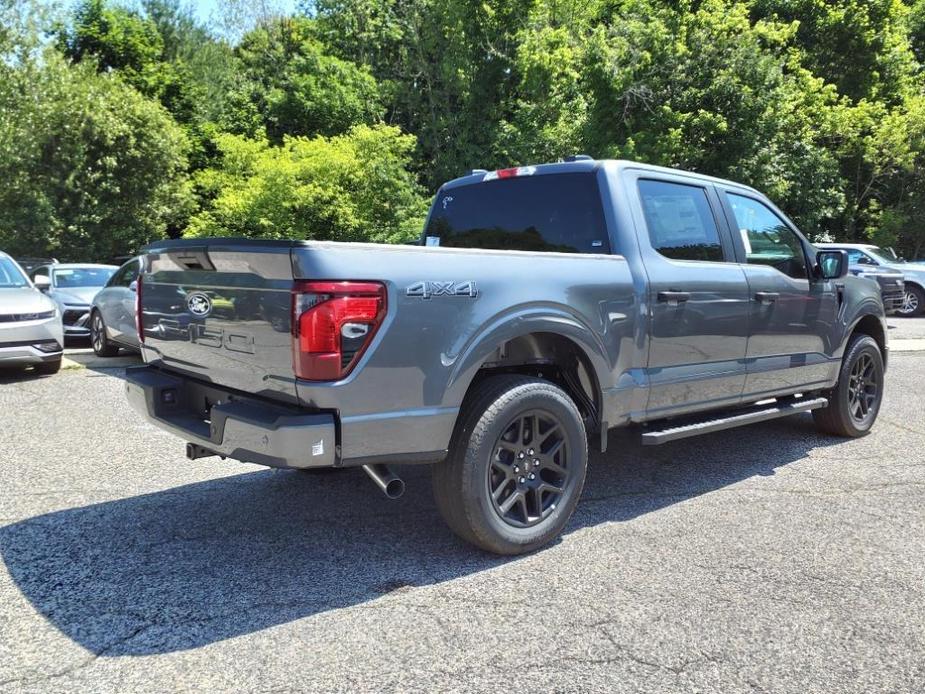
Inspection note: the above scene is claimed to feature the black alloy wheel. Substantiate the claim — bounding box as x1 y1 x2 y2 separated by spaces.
488 410 570 528
846 351 880 427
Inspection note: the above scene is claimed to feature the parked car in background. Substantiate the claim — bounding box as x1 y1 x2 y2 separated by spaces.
30 263 118 340
90 257 141 356
0 251 63 374
818 243 925 316
16 257 58 274
845 260 905 315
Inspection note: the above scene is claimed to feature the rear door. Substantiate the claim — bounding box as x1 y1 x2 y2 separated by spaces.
141 241 298 403
627 173 751 418
719 190 839 398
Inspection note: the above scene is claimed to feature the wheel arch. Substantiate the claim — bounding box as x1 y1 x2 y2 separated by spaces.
446 311 612 436
846 312 887 369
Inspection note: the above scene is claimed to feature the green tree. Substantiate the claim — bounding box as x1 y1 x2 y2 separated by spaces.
0 54 194 260
228 16 383 140
187 124 427 243
750 0 918 103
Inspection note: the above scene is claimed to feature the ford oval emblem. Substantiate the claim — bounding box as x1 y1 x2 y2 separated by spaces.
187 292 212 317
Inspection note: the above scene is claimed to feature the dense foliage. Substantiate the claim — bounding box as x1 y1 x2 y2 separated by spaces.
1 0 925 260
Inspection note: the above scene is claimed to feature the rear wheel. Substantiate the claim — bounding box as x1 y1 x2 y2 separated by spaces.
432 375 587 555
813 334 884 437
898 284 925 317
90 311 120 357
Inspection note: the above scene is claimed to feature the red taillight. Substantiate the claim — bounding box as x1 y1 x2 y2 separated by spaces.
291 280 386 381
496 167 519 179
135 274 144 343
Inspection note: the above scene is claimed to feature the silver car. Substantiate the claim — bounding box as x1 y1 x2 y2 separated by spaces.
818 243 925 317
0 251 64 374
30 263 118 339
89 257 141 356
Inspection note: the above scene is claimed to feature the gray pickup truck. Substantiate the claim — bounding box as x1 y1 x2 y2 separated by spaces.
126 158 887 554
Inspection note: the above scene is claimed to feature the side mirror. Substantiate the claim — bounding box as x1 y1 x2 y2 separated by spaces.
816 249 849 280
33 275 51 291
129 280 138 292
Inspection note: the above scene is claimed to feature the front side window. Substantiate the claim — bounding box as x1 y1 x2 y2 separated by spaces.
727 194 808 280
424 173 610 254
0 257 28 288
845 249 864 265
638 180 725 262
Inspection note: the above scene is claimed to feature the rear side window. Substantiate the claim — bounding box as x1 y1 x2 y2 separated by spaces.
424 173 610 254
638 180 724 262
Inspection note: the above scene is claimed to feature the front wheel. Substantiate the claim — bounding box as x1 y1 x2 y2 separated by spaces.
813 334 884 437
897 284 925 317
432 375 588 555
90 311 120 357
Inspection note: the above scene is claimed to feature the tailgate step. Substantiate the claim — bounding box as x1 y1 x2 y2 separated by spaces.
641 397 828 446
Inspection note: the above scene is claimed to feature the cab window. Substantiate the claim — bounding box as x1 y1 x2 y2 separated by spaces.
638 180 725 262
727 193 808 280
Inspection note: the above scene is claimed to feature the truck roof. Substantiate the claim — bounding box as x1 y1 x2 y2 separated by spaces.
440 158 762 196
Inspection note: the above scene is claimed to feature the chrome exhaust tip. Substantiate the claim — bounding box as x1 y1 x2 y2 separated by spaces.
362 464 405 499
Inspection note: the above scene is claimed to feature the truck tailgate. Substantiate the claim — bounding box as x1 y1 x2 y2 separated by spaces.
140 240 298 403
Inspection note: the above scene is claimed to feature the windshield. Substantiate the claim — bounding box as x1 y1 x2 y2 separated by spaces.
53 267 116 288
0 257 29 288
868 247 900 264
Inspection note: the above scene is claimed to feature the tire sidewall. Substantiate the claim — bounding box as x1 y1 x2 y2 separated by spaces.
832 336 884 436
91 310 111 356
900 285 925 317
461 384 587 553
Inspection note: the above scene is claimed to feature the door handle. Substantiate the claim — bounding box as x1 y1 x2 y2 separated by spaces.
754 292 780 304
657 290 691 305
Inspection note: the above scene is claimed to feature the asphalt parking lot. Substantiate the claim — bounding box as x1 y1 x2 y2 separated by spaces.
1 325 923 693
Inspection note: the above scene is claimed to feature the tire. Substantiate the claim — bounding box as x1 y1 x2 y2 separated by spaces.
813 334 884 437
897 284 925 317
432 375 588 555
34 358 61 376
90 310 120 357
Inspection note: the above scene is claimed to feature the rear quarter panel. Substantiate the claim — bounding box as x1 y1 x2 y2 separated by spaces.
291 242 638 462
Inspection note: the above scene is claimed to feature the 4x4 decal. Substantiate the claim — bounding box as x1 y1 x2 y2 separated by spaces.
406 281 478 299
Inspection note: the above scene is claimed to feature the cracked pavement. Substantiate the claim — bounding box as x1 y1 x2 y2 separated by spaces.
0 350 923 693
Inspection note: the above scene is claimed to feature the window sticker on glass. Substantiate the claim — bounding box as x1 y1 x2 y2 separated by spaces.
425 236 441 247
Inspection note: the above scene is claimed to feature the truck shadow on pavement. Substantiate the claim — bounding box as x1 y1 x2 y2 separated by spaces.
0 415 842 656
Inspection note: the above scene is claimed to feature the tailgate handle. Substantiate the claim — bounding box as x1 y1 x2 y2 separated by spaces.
168 246 215 271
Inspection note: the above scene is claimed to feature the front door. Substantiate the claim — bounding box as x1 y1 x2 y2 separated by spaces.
630 176 751 418
720 191 839 398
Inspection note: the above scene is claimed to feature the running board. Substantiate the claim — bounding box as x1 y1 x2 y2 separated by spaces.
641 397 828 446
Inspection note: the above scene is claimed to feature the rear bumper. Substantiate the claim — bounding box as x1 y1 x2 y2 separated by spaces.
125 365 337 469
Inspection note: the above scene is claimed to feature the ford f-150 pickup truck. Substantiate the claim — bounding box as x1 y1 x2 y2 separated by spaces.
126 158 887 554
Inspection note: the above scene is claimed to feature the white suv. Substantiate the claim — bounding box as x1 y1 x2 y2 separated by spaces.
0 251 64 374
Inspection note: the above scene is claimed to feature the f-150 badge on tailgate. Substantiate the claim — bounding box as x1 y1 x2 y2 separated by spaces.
406 281 478 299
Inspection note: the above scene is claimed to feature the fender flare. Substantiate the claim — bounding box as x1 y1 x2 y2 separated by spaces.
443 304 613 413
